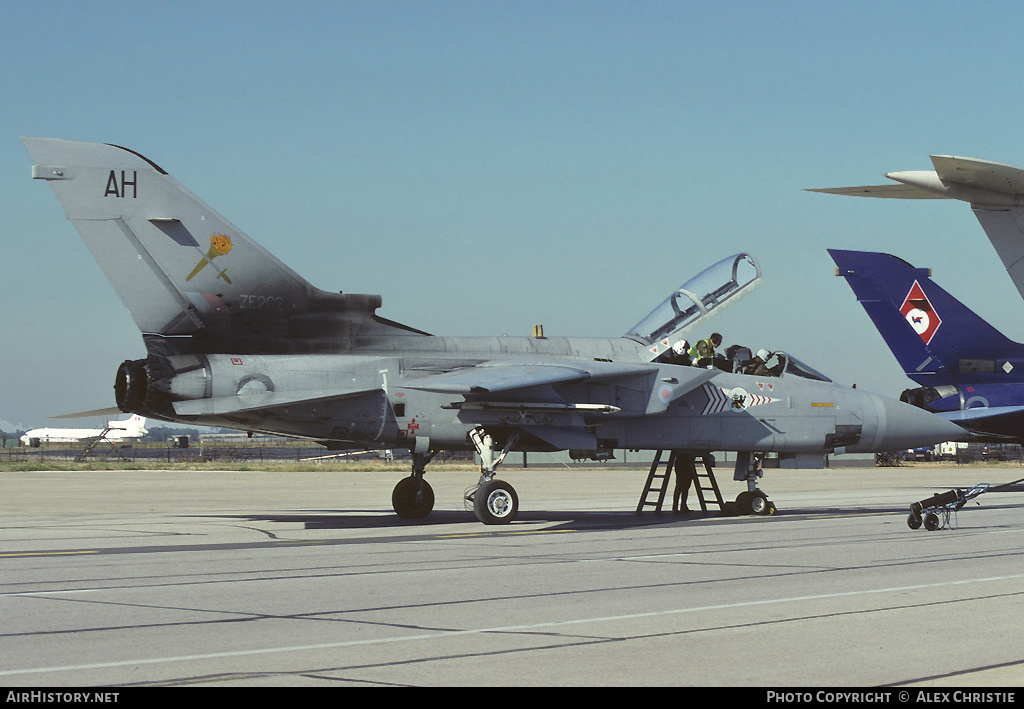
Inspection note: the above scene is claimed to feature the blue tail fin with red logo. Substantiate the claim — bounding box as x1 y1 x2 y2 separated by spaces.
829 249 1024 387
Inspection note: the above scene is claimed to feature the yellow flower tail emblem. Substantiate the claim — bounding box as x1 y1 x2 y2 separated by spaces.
186 234 233 284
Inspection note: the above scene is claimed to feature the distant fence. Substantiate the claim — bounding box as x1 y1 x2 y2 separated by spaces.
3 441 1020 467
0 443 432 465
0 440 493 466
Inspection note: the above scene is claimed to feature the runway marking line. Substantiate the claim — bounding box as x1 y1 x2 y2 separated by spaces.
0 529 573 560
0 550 99 558
2 571 1023 678
435 529 573 539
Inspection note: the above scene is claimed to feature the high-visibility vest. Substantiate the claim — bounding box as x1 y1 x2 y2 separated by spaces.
688 338 715 361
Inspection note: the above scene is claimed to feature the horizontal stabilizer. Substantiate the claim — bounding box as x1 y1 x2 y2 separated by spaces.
49 406 124 419
808 184 946 199
809 155 1024 206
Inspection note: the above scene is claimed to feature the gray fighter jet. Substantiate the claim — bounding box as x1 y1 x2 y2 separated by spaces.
22 138 963 524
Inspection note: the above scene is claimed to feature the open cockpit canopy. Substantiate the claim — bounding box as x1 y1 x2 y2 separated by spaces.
626 253 761 360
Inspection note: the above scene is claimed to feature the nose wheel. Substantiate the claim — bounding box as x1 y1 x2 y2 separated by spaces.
733 452 777 516
735 489 776 516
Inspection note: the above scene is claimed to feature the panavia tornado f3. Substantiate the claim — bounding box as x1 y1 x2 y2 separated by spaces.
22 137 964 523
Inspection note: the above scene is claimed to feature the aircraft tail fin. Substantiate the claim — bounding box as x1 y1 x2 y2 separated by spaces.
23 137 317 336
106 414 147 436
829 249 1024 385
128 414 147 434
23 137 426 352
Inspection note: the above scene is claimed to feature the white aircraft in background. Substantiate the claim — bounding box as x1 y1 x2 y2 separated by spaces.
20 414 147 445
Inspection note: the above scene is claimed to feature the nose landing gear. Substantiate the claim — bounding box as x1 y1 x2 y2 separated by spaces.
732 452 777 516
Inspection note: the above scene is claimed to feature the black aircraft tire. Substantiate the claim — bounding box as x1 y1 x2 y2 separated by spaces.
474 479 519 525
738 490 769 516
392 476 435 519
748 491 770 516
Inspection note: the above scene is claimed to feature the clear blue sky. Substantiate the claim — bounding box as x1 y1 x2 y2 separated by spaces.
3 0 1024 429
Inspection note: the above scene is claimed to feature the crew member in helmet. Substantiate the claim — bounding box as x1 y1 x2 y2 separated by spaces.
748 348 783 377
669 339 691 366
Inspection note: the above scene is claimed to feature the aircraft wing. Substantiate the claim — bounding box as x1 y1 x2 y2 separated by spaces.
171 360 718 451
406 359 719 451
405 359 718 417
172 360 716 420
400 359 658 395
171 366 629 417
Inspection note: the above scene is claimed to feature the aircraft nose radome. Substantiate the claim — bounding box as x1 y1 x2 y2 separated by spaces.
874 395 967 450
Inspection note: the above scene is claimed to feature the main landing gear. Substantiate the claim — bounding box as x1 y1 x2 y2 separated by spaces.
390 428 522 525
732 452 777 516
465 427 521 525
391 448 436 520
